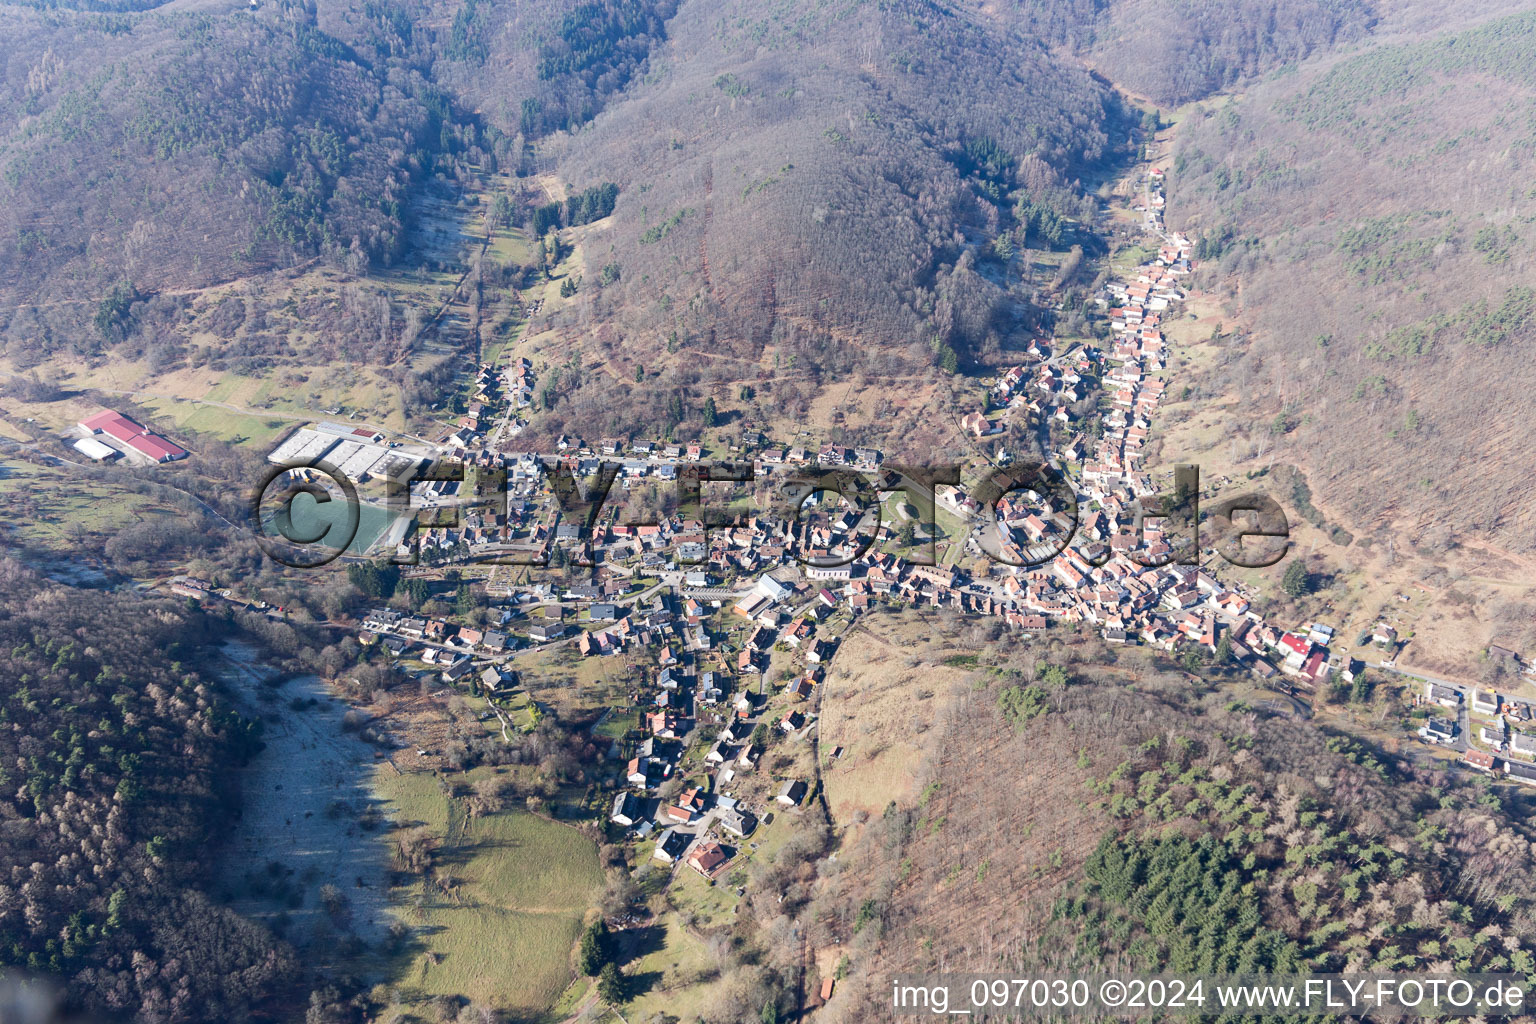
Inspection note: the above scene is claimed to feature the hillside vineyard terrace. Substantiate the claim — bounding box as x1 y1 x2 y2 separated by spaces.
253 459 1292 571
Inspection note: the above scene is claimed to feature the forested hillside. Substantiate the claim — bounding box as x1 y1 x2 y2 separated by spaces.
0 561 300 1022
424 0 676 139
503 0 1130 443
3 0 1517 442
1007 0 1378 106
0 0 441 351
815 651 1536 1022
0 0 1136 442
1168 5 1536 555
7 0 1536 1021
0 0 1390 443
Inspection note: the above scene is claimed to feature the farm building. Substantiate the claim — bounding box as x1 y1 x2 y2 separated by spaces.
72 437 118 462
79 410 187 463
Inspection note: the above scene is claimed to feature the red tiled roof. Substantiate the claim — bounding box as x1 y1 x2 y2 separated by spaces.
82 410 143 442
1279 633 1310 656
81 409 187 460
125 433 187 461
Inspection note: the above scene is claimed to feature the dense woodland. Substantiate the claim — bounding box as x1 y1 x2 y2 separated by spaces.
1 0 1137 439
0 2 451 335
0 0 1493 387
1009 0 1378 106
0 563 301 1022
517 0 1132 444
0 0 1438 439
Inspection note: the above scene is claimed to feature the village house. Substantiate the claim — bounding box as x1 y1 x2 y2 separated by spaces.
1511 731 1536 761
1506 761 1536 786
662 803 695 825
777 780 808 805
610 792 640 827
686 840 729 876
1418 717 1458 744
717 806 757 837
626 757 653 786
1464 749 1497 773
527 621 565 643
961 411 993 438
1426 682 1461 708
652 827 691 863
806 639 835 664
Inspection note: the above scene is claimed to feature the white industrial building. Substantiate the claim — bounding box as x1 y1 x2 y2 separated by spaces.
369 451 424 482
338 442 389 482
315 421 385 443
267 426 424 484
73 437 119 462
268 429 339 467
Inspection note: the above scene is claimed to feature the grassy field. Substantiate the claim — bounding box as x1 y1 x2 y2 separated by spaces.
134 395 293 446
1110 242 1155 275
514 642 638 718
375 770 602 1018
616 910 718 1023
0 462 179 548
486 223 536 267
817 616 976 835
0 351 415 449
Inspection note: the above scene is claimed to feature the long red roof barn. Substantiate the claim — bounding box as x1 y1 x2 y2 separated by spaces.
80 410 188 463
